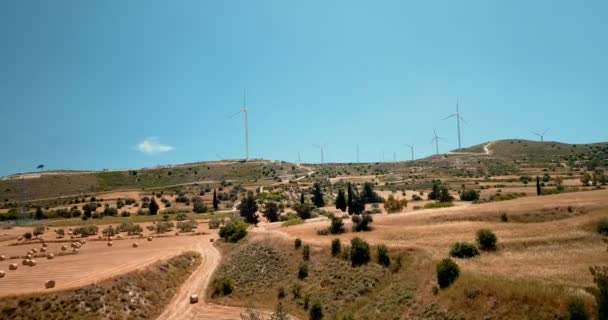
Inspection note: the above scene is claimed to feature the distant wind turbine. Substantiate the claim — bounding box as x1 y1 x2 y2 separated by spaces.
404 144 414 161
533 128 549 142
431 129 447 155
228 89 249 160
313 144 326 164
442 97 467 149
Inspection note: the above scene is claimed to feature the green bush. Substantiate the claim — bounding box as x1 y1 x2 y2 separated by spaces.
309 299 323 320
175 212 187 221
424 202 455 209
219 219 248 242
384 194 407 213
302 245 310 261
24 232 32 240
331 238 341 257
116 222 142 235
212 277 234 296
193 201 208 214
449 242 480 259
177 219 198 232
208 218 221 229
476 229 497 251
590 266 608 320
298 262 309 280
350 237 371 267
352 214 373 232
103 207 118 217
155 221 175 234
295 238 302 249
460 189 480 201
436 258 460 289
377 244 390 267
596 218 608 236
566 298 589 320
72 225 98 237
329 216 344 234
500 212 508 222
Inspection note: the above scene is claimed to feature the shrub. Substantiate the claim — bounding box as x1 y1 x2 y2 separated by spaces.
212 277 234 296
329 216 345 234
411 194 422 201
24 232 32 240
282 215 304 227
331 238 341 257
350 237 371 267
219 219 248 242
309 299 323 320
377 244 390 267
436 258 460 289
208 218 221 229
302 245 310 261
352 214 373 232
102 225 117 237
566 298 589 320
500 212 508 222
449 242 480 259
295 238 302 249
590 266 608 319
32 225 45 238
193 201 208 214
424 202 454 209
177 219 198 232
298 262 309 280
175 212 187 221
384 194 407 213
476 229 497 251
596 218 608 236
277 287 286 299
294 202 314 220
116 222 142 235
460 189 480 201
73 225 98 237
103 207 118 217
155 221 175 234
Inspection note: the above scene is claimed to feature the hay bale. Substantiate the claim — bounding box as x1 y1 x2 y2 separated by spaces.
175 232 179 236
107 242 113 247
42 243 48 248
9 264 17 271
147 236 153 241
98 236 103 240
0 271 5 278
0 255 5 261
132 243 139 248
61 245 67 251
116 235 123 240
45 280 55 289
72 248 79 254
209 238 214 243
26 254 33 259
17 236 23 241
47 253 54 260
40 247 47 253
29 260 36 266
31 248 38 253
189 294 199 304
22 259 29 266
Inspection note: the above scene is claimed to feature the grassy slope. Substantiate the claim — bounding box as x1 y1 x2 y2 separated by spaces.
209 238 595 320
0 251 201 320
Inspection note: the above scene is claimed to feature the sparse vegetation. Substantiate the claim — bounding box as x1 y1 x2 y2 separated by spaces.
436 258 460 289
449 242 480 259
331 238 341 257
219 219 248 242
350 237 371 267
476 229 498 251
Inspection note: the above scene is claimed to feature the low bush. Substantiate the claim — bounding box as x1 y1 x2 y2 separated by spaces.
350 237 371 267
309 299 323 320
449 242 480 259
302 245 310 261
282 215 303 227
329 216 345 234
155 221 175 234
352 214 373 232
376 244 390 267
73 225 98 237
590 266 608 319
298 262 309 280
384 194 407 213
219 220 248 242
500 212 508 222
295 238 302 249
177 219 197 232
175 212 187 221
193 201 208 214
460 189 480 201
424 202 455 209
596 218 608 236
436 258 460 289
208 218 221 229
566 298 589 320
212 277 234 296
116 222 143 235
331 239 341 257
476 229 497 251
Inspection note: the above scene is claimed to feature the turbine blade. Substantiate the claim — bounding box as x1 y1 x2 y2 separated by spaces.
442 114 456 120
543 128 549 135
228 110 241 118
458 115 468 124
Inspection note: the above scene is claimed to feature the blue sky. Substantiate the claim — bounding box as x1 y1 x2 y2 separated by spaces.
1 1 607 176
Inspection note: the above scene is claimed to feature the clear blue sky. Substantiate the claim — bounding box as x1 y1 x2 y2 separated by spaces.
1 1 607 176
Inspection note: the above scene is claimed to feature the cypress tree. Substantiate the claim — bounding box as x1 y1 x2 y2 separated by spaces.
347 182 354 215
212 189 219 210
300 191 305 204
536 176 542 196
311 182 325 207
335 189 347 212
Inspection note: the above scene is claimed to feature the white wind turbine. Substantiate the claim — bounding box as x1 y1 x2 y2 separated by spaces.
431 129 447 155
533 128 549 142
229 89 249 160
313 144 326 164
442 97 467 149
404 144 414 161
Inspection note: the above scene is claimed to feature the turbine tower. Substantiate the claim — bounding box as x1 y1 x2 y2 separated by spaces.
533 128 549 142
356 144 359 163
431 129 446 155
313 144 326 164
404 144 414 161
229 89 249 160
442 97 467 149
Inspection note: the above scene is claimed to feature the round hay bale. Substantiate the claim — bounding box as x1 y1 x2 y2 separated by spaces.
0 271 5 278
26 254 33 259
31 248 38 253
22 259 29 266
42 243 48 248
209 238 214 243
47 253 54 260
61 245 67 251
116 235 123 240
132 243 139 248
0 255 6 261
72 248 79 254
98 236 103 240
68 228 72 231
80 239 86 244
147 236 153 241
29 260 36 266
70 236 75 240
189 294 199 304
107 242 113 247
17 236 23 241
175 232 179 236
40 247 47 253
9 264 17 271
45 280 55 289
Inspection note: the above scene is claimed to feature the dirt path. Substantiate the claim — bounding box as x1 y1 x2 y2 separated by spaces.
483 140 496 155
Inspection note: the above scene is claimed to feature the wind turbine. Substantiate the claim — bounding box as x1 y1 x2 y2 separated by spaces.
356 144 359 163
533 128 549 142
404 144 414 161
442 97 467 149
313 144 326 164
431 129 447 155
229 89 249 160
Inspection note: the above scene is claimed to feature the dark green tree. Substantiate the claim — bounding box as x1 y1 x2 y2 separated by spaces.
347 182 354 215
239 191 259 224
264 201 280 222
311 182 325 208
300 191 305 205
213 189 219 210
351 193 365 215
149 197 160 215
536 176 542 196
335 189 347 212
362 182 382 203
35 207 45 220
429 180 442 200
